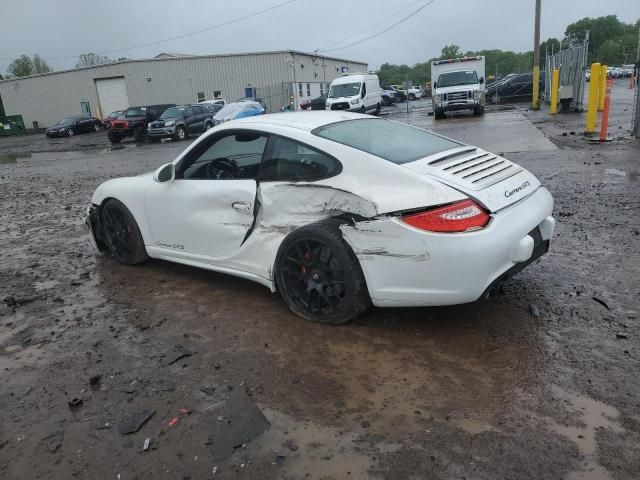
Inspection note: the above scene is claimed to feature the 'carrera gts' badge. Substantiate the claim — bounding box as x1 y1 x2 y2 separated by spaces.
156 241 185 250
504 181 531 198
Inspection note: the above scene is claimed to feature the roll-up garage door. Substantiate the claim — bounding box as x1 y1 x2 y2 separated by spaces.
95 77 129 117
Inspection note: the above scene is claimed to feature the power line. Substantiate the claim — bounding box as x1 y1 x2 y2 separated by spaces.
0 0 297 61
317 0 426 52
318 0 436 53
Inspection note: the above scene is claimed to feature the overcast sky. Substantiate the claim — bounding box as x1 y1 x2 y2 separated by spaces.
1 0 638 74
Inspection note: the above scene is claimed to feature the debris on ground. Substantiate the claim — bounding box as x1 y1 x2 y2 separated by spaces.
118 410 156 435
142 438 151 451
592 297 611 310
616 333 629 340
164 345 195 366
68 398 83 410
282 439 299 451
529 304 541 318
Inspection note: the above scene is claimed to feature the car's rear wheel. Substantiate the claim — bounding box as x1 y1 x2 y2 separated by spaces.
409 93 416 100
381 96 391 106
133 126 146 143
204 121 213 131
67 129 74 136
275 222 371 324
101 199 149 265
93 123 101 132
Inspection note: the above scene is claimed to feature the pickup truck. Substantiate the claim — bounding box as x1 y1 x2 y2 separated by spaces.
108 104 175 143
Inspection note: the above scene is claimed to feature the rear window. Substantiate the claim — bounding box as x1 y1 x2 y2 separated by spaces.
312 119 462 165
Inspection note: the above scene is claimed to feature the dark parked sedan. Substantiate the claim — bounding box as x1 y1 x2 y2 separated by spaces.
486 72 546 104
45 116 102 137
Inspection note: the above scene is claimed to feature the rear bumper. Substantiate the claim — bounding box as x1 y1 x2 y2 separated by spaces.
340 187 555 307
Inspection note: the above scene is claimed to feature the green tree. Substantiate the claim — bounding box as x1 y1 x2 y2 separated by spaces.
440 44 463 60
7 54 51 77
8 55 34 77
33 54 52 74
76 53 113 68
564 15 638 63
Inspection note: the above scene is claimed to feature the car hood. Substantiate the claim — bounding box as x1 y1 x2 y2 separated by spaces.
401 146 541 212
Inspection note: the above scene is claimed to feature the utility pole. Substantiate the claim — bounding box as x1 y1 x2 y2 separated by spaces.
532 0 542 110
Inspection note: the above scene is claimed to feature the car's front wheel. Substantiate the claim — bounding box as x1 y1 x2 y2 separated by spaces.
275 222 371 324
174 126 187 141
101 199 149 265
67 129 74 136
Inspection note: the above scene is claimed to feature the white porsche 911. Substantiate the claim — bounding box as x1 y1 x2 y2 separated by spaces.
85 112 555 324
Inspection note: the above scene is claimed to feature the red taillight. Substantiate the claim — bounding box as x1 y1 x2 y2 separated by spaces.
402 199 490 233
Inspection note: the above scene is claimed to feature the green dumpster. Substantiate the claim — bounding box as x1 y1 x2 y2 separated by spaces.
0 115 26 136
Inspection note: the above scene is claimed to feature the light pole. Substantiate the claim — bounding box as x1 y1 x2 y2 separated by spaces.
532 0 542 110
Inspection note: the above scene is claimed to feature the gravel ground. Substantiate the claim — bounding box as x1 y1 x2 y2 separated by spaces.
1 84 639 480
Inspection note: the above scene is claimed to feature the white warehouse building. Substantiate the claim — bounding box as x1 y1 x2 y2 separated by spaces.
0 50 367 129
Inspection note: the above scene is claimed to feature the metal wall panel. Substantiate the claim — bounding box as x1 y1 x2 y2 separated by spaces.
0 51 368 128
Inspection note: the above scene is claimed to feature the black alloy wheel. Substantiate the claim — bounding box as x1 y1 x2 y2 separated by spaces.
276 222 370 324
101 199 149 265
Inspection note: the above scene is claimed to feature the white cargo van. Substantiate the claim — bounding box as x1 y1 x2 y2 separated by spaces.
431 56 485 119
325 74 382 115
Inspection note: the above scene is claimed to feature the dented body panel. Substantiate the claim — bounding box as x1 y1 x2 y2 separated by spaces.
341 187 554 306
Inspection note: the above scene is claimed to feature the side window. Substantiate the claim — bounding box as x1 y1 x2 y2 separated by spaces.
179 132 267 180
196 106 208 115
260 136 341 182
184 107 194 118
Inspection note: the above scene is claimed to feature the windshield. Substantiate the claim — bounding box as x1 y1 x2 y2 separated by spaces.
438 71 478 88
313 118 462 165
125 107 146 117
328 82 361 99
57 117 76 125
160 107 184 119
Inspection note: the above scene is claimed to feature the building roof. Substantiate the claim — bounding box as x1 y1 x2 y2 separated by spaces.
153 52 195 59
0 50 368 83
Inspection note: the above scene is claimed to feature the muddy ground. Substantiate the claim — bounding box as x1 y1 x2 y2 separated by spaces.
1 84 639 480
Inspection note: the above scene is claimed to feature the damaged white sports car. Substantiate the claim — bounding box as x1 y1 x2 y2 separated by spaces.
85 112 555 324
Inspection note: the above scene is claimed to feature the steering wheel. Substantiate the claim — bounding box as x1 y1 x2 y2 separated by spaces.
207 158 239 179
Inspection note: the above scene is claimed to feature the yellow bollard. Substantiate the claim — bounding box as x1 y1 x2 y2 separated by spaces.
598 65 607 111
585 63 601 134
532 65 540 110
550 69 560 114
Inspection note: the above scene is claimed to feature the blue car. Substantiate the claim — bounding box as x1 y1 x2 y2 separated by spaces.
213 101 265 125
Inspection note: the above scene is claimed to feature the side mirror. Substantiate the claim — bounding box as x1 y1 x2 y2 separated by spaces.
479 77 485 84
433 82 437 89
154 163 175 183
74 120 80 125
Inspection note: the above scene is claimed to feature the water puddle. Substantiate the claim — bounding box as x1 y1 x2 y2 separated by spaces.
0 147 125 165
456 418 496 434
547 386 623 480
256 407 375 479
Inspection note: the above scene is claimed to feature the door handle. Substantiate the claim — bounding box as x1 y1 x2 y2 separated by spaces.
231 201 252 214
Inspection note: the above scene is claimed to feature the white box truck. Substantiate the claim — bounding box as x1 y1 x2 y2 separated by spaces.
325 73 382 115
431 56 486 119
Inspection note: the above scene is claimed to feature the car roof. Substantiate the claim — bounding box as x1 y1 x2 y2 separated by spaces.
233 111 372 131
